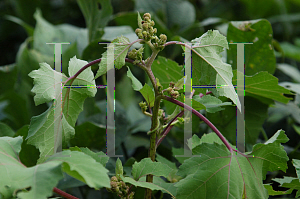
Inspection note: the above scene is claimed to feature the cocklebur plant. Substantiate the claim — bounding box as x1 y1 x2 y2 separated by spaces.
1 11 295 199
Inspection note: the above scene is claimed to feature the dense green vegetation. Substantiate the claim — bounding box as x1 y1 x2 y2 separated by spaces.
1 0 300 198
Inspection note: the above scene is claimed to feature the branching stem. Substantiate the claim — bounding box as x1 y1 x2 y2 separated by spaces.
156 110 184 149
162 95 233 152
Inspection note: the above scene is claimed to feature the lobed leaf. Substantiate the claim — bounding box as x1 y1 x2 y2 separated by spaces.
121 176 176 198
190 30 241 111
131 158 174 180
193 95 232 113
95 36 130 79
28 56 96 163
151 56 183 89
46 150 110 189
233 70 293 104
227 19 276 75
175 130 289 199
0 136 63 199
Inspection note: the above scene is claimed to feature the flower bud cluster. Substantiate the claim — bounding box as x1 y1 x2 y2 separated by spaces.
135 13 167 50
139 101 147 112
106 176 134 199
128 47 144 64
167 82 179 99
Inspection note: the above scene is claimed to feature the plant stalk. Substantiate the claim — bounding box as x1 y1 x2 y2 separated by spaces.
162 95 233 152
145 95 162 199
53 187 79 199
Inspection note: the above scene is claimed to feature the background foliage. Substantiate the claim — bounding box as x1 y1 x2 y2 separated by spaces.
1 0 300 198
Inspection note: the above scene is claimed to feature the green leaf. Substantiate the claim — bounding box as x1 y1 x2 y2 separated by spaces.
0 136 63 199
116 74 135 109
190 30 241 111
75 147 109 167
101 26 140 49
95 36 130 79
0 122 15 137
279 42 300 61
0 63 17 94
151 176 178 196
27 105 75 163
116 158 124 180
175 130 288 199
156 154 182 183
15 125 40 167
121 176 176 198
126 67 155 107
127 66 143 91
233 71 292 104
28 56 97 163
193 95 232 113
174 77 184 90
33 9 88 56
131 158 174 180
151 56 183 89
264 184 293 196
272 176 300 196
77 0 112 42
227 19 276 75
207 96 268 144
140 84 155 107
279 82 300 95
187 133 235 150
293 159 300 180
5 15 34 36
137 11 143 29
277 63 300 83
46 150 110 189
268 101 300 124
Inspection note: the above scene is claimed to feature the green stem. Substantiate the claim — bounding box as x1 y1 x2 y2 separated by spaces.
146 41 156 52
156 110 184 149
145 95 162 199
146 50 159 70
145 68 157 91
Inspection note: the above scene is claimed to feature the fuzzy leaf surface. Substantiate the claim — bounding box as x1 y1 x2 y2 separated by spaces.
233 70 292 104
46 150 110 189
193 95 232 113
175 130 289 199
0 136 63 199
95 36 130 79
28 56 96 163
151 56 183 89
190 30 241 111
121 176 176 198
131 158 174 180
127 66 143 91
140 84 155 107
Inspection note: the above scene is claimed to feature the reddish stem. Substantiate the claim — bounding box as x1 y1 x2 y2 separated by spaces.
53 187 79 199
64 58 102 85
156 110 184 149
162 95 233 152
